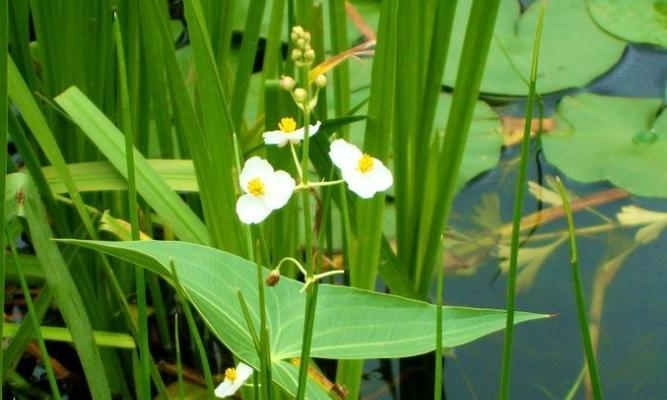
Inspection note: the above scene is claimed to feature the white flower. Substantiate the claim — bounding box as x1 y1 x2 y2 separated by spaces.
328 139 393 199
215 362 253 398
236 157 296 224
262 117 321 147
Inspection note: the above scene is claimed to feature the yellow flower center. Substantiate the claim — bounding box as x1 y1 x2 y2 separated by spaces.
247 177 265 196
278 117 297 133
357 154 374 173
224 367 237 382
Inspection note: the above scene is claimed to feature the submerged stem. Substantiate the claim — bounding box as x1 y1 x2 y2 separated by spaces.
556 179 604 400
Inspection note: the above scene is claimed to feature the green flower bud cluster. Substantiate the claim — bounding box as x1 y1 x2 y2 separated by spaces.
279 26 327 112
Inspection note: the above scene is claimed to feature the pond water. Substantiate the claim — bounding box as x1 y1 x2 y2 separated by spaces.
361 44 667 399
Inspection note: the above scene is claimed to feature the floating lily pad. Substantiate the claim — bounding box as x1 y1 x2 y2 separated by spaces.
543 93 667 198
444 0 626 95
589 0 667 48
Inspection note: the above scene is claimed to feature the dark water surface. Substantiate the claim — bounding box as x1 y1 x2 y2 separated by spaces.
361 43 667 399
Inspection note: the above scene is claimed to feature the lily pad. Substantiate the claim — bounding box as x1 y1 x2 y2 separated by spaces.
543 93 667 198
62 240 548 399
589 0 667 48
444 0 626 95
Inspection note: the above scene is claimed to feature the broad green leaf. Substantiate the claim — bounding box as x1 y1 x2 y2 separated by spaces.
443 0 626 95
543 93 667 198
589 0 667 48
61 239 549 399
54 87 209 244
3 323 135 349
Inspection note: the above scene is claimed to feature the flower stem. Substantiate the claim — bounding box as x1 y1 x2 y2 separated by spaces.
296 59 316 400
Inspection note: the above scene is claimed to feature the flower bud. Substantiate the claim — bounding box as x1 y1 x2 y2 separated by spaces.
291 26 304 40
293 88 307 103
314 74 327 88
266 269 281 287
291 48 303 62
303 31 311 43
280 76 296 91
303 49 316 63
296 38 306 49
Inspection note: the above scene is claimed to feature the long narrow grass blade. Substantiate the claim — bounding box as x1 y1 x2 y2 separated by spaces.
415 0 501 294
183 0 247 253
336 0 398 397
230 0 267 128
498 4 545 399
556 178 604 400
2 322 135 349
1 2 8 390
112 12 149 398
10 173 111 399
5 229 62 400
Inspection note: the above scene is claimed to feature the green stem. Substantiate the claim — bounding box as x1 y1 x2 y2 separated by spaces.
6 229 61 400
251 228 274 400
175 314 185 400
295 56 318 399
169 259 215 398
556 179 604 400
498 5 545 400
112 12 149 397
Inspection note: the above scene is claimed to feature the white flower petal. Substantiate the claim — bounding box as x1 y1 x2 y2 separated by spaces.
239 157 275 191
264 170 296 210
214 363 253 398
308 121 321 137
342 169 378 199
214 379 237 398
263 131 291 147
235 363 253 382
262 122 320 146
236 194 272 224
367 159 393 192
329 139 362 171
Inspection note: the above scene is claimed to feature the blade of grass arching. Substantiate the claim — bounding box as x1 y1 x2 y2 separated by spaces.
7 57 97 238
12 173 112 399
230 0 267 129
55 87 209 244
170 259 215 398
1 1 8 390
5 228 62 400
180 0 248 253
414 0 501 296
336 0 398 397
327 0 351 138
112 12 150 399
498 5 544 400
556 178 604 400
